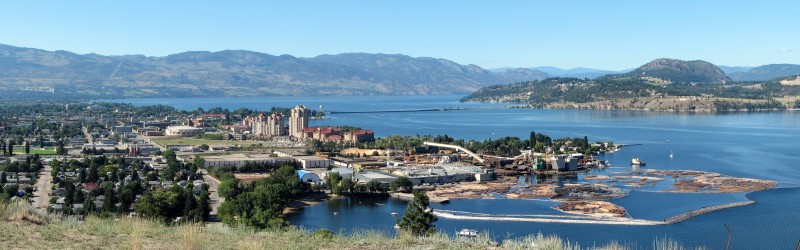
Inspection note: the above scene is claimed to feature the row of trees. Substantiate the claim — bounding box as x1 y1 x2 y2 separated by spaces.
342 132 602 158
714 99 786 111
1 155 44 173
324 172 391 195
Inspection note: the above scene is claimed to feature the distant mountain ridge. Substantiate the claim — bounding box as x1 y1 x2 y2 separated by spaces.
0 44 548 97
717 66 753 74
728 64 800 81
489 66 626 78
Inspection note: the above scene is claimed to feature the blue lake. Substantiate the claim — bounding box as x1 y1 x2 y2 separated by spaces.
105 95 800 249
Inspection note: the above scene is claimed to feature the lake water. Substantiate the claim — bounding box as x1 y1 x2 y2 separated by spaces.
105 95 800 249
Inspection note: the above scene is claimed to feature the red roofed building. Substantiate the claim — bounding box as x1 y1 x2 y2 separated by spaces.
344 129 375 143
82 183 99 190
326 135 343 141
302 126 341 141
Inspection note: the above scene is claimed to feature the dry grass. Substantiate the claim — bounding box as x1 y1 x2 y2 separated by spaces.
0 200 700 250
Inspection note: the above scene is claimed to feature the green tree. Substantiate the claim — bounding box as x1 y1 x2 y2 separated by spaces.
102 183 116 212
397 191 437 236
83 195 96 215
390 176 413 193
218 179 240 200
135 192 168 222
366 180 383 193
326 172 341 191
64 182 75 205
56 140 65 155
87 164 99 183
340 178 355 194
24 142 30 155
8 140 14 155
193 156 206 169
196 188 211 221
2 184 19 198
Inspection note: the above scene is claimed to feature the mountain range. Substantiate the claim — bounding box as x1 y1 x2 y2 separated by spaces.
0 43 548 97
727 64 800 81
1 43 799 98
490 67 627 79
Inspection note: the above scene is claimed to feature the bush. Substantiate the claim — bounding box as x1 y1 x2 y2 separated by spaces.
313 228 335 240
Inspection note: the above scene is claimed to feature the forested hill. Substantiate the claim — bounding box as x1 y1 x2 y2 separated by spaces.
461 76 800 111
0 44 549 98
462 58 800 111
623 58 730 83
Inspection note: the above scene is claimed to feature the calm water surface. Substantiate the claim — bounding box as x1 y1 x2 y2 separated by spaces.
105 95 800 249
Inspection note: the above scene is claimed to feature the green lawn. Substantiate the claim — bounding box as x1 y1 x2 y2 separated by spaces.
11 146 58 155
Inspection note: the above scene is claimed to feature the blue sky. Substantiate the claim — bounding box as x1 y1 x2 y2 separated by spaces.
0 0 798 70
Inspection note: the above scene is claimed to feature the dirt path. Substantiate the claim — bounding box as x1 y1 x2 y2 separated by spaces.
33 164 52 209
199 169 223 220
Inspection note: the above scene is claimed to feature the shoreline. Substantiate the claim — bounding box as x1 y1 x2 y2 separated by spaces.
282 192 329 216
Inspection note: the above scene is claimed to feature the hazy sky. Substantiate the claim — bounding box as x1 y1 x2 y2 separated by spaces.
1 1 798 70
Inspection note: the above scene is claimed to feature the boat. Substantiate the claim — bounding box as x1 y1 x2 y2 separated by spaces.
391 212 398 216
457 228 478 238
631 157 646 166
669 151 673 158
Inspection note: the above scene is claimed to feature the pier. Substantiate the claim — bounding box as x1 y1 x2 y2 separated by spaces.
663 201 755 224
429 200 757 226
431 209 665 226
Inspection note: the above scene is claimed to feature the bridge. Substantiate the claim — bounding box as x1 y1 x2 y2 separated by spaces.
422 141 485 163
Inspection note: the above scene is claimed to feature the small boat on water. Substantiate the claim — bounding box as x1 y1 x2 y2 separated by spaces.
391 212 398 216
631 157 646 166
669 151 673 158
457 229 478 238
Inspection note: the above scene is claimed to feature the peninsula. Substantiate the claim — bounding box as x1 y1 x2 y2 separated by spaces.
462 59 800 111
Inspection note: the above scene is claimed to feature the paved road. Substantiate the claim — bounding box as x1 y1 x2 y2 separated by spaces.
199 169 223 220
33 164 52 209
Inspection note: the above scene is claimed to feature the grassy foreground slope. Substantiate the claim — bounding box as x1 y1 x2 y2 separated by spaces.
0 200 699 250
